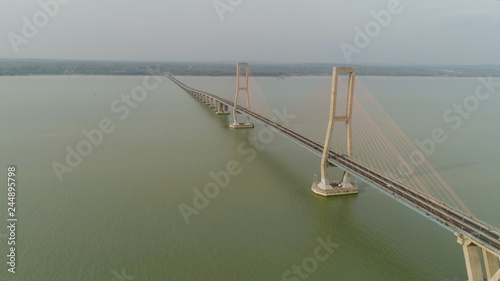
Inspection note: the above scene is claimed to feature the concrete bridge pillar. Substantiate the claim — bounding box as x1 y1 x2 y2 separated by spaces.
312 67 358 197
456 234 500 281
221 104 230 115
230 62 254 129
456 235 484 281
216 101 230 115
483 250 500 280
210 97 215 108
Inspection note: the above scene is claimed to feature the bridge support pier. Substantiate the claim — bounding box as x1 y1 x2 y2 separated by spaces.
456 234 500 281
484 250 500 280
216 101 230 115
230 63 254 129
312 67 358 197
209 97 215 108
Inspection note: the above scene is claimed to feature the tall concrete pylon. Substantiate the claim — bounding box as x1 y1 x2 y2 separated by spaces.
229 62 254 129
311 67 359 197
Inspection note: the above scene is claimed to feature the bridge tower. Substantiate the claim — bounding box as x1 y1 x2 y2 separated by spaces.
229 62 254 129
312 67 359 197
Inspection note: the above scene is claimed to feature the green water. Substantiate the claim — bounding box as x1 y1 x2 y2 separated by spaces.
0 75 499 280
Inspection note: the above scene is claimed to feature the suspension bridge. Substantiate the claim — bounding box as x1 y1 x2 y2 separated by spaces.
166 63 500 281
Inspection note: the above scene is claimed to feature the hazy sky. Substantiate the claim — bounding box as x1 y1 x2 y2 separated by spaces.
1 0 499 64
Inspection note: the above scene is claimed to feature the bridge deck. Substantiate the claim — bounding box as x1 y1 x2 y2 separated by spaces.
166 74 500 257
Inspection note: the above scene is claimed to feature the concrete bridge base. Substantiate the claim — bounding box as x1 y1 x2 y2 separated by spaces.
229 123 254 129
216 111 230 115
311 181 359 197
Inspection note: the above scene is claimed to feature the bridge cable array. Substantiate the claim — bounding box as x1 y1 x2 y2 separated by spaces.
222 72 475 220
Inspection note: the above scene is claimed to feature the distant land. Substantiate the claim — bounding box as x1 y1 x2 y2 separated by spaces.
1 59 500 77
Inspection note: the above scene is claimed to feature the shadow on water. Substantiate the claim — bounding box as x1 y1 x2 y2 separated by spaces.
395 161 477 181
434 162 476 173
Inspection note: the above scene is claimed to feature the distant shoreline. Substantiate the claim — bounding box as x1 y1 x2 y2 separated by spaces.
1 60 499 77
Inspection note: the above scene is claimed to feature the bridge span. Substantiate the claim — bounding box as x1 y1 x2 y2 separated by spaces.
165 70 500 281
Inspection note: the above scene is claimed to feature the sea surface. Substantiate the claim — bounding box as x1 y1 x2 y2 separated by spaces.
0 75 499 281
